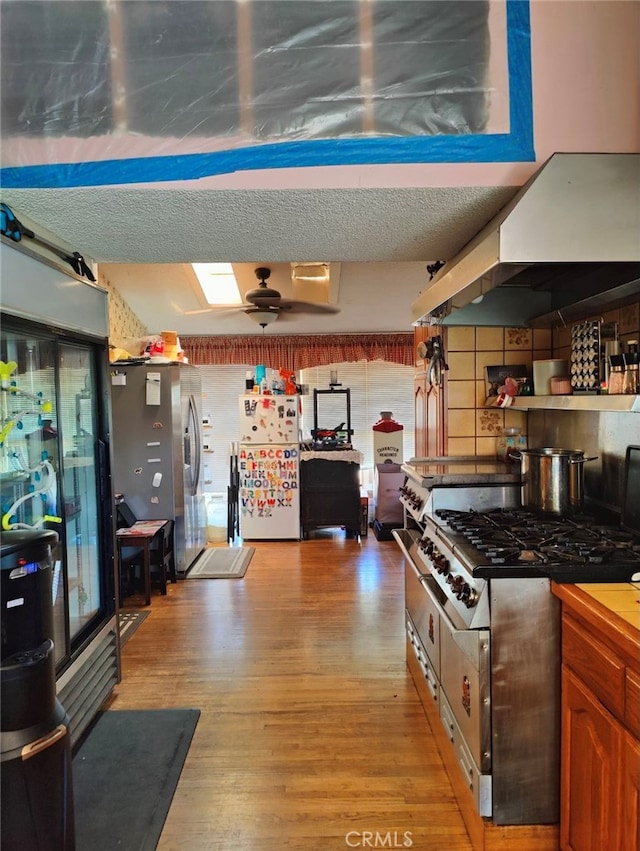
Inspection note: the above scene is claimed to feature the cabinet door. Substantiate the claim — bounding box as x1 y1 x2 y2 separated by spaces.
414 377 427 458
561 666 622 851
415 374 446 458
425 376 445 457
413 328 446 458
622 730 640 851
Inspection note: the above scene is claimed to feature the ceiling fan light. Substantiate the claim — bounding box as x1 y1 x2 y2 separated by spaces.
247 308 278 327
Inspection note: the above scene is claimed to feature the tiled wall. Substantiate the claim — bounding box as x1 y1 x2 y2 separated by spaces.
445 298 640 458
446 325 552 457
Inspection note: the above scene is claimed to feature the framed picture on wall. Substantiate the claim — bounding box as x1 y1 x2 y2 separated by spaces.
485 364 529 398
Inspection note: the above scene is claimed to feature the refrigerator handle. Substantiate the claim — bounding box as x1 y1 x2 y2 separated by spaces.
189 394 202 495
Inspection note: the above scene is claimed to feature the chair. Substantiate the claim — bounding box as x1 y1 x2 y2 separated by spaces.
148 520 175 594
116 501 144 600
116 502 174 600
116 500 137 529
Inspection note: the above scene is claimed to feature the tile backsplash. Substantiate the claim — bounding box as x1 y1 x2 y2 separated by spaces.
446 325 551 457
445 297 640 459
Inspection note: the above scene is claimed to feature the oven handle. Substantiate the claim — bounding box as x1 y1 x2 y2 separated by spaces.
409 629 439 703
423 578 487 670
395 530 487 670
458 750 476 794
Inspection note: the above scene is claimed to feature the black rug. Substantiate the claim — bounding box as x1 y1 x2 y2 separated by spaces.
73 708 200 851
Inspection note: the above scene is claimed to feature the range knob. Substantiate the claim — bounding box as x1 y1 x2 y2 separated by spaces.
446 574 464 593
433 554 450 575
419 539 435 556
459 584 478 608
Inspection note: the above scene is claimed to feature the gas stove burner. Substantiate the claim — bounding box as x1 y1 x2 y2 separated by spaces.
591 526 637 545
470 531 513 549
434 505 640 579
487 547 544 565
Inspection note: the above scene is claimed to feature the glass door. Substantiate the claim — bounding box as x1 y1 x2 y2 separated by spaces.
1 322 111 668
58 343 103 647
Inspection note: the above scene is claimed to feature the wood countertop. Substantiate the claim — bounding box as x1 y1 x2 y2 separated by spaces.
551 581 640 664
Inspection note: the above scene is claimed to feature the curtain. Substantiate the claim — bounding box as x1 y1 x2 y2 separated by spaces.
181 333 413 370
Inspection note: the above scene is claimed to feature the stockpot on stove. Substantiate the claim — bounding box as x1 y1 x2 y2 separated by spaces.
509 447 598 515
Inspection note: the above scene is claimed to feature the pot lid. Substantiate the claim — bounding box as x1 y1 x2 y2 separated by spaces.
518 447 586 457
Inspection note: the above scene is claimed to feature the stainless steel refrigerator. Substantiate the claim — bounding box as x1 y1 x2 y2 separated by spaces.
111 363 205 575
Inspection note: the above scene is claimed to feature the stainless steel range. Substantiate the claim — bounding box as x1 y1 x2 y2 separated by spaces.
394 456 640 827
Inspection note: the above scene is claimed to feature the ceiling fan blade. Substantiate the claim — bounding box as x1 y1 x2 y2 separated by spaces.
276 299 340 314
182 304 246 316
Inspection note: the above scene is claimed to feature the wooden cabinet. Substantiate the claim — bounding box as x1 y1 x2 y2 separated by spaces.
413 328 446 457
622 732 640 851
553 585 640 851
561 666 623 851
300 459 361 537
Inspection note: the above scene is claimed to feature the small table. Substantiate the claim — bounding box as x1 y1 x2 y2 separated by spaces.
116 520 169 605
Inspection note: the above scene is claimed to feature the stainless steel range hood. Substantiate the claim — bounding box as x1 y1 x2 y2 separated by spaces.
412 153 640 327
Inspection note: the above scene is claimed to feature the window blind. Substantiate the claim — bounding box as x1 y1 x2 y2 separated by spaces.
197 361 414 497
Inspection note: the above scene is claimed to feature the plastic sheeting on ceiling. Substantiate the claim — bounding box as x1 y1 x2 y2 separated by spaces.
0 0 533 187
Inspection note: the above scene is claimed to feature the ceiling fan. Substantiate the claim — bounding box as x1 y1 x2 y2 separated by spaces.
185 266 340 326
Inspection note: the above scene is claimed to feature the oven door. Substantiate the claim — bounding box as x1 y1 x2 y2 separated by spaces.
396 529 491 774
405 613 439 708
404 551 441 679
439 613 491 774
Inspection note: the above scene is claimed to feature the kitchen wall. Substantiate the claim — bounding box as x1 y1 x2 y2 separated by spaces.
527 409 639 515
445 296 640 512
101 270 147 349
533 298 640 512
553 300 640 362
445 325 552 456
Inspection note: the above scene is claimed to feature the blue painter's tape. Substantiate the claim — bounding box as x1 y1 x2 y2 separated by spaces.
0 1 533 189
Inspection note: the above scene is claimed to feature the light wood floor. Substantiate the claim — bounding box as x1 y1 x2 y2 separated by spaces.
108 532 472 850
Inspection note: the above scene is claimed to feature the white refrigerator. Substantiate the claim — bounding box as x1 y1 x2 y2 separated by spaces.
238 395 301 540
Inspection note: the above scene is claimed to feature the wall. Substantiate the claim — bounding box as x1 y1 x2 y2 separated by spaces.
527 409 640 515
169 0 640 192
445 325 552 456
553 301 640 364
100 271 147 349
532 297 640 512
6 1 636 192
445 296 640 511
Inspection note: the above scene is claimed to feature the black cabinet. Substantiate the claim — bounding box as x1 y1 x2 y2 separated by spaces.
300 459 361 537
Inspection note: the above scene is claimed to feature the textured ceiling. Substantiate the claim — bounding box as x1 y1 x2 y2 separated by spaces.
1 183 518 336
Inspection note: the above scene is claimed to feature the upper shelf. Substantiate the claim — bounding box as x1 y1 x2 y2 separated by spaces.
508 395 640 413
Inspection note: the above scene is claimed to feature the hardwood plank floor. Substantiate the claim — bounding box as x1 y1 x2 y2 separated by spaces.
108 532 472 850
